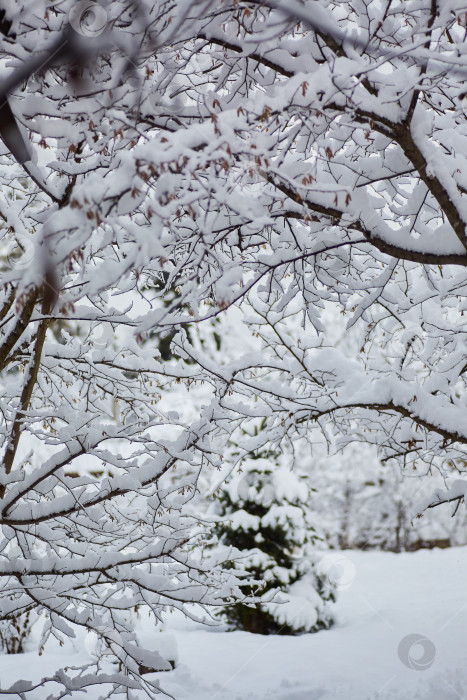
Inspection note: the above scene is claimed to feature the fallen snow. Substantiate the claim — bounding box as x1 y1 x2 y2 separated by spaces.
2 547 467 700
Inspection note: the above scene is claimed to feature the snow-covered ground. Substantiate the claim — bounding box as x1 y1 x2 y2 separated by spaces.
2 547 467 700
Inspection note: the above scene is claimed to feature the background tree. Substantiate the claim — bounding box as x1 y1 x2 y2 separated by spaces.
308 445 452 552
213 448 335 635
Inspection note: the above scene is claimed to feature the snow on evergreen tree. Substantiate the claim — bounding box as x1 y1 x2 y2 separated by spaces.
213 452 335 635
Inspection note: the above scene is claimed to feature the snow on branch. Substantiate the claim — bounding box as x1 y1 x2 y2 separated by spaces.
413 480 467 521
2 0 467 696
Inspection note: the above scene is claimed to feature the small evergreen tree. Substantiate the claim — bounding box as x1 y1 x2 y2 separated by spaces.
214 454 335 635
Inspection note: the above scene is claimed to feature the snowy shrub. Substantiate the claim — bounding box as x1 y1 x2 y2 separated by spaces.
138 631 179 673
213 455 335 635
0 610 34 654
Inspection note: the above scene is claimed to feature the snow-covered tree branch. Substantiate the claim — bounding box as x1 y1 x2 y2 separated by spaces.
2 0 467 695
